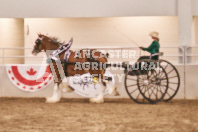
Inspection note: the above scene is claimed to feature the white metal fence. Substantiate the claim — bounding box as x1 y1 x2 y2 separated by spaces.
0 46 197 99
0 46 191 65
0 46 197 67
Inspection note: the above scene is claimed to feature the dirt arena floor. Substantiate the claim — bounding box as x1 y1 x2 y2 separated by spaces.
0 98 198 132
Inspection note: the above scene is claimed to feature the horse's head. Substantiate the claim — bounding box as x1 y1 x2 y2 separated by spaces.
32 34 73 56
32 34 46 56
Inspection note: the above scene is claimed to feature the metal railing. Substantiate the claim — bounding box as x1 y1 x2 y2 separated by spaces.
1 46 198 65
0 46 186 65
0 46 198 99
185 46 198 65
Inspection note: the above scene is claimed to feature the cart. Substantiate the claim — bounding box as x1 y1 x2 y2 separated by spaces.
110 52 180 104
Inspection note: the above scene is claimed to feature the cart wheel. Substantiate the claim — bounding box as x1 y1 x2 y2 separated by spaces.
159 60 180 102
125 69 151 104
124 59 168 104
136 59 169 104
124 59 152 104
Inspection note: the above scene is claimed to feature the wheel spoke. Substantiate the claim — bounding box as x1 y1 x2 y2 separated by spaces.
152 85 158 99
144 85 152 94
157 85 163 95
162 63 169 70
156 69 164 79
154 85 159 100
156 85 159 99
130 88 138 94
161 81 168 85
166 69 175 75
166 91 172 97
135 92 141 100
161 76 167 80
145 84 153 97
127 84 137 87
142 85 149 95
169 82 178 85
168 86 176 91
140 85 146 93
150 72 159 80
126 78 137 81
167 76 178 79
149 84 157 99
138 80 145 82
148 86 154 98
138 83 146 87
159 71 166 78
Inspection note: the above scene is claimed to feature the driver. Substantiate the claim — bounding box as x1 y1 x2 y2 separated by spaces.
131 31 160 75
139 31 160 60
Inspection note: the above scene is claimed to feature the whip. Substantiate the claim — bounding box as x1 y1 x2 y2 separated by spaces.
113 26 140 47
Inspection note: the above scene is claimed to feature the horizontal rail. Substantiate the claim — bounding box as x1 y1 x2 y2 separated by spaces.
0 55 183 58
0 46 182 50
0 56 43 58
0 46 188 65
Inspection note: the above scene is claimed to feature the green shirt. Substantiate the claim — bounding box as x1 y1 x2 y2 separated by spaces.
142 40 160 54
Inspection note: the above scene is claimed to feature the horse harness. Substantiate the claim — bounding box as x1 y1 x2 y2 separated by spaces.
47 40 73 76
48 45 102 76
74 49 100 63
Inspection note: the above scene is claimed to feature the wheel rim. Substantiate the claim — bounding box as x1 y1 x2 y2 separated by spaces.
137 69 168 103
136 59 169 104
125 69 150 104
159 60 180 102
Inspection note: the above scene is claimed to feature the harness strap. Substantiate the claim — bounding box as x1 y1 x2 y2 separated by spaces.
63 50 72 76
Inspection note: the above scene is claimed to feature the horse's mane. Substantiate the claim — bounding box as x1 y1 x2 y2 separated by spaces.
40 34 63 46
49 36 62 45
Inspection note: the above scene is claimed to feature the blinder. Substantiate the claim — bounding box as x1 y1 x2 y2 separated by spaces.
35 37 42 53
36 39 41 45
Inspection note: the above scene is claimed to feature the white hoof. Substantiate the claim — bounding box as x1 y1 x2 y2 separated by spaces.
108 88 114 94
113 87 120 96
60 83 74 93
62 86 74 93
89 98 104 103
109 86 120 96
108 84 117 94
67 86 74 92
46 97 60 103
112 90 120 96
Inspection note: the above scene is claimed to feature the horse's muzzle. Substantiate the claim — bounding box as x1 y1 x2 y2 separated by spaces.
32 50 38 56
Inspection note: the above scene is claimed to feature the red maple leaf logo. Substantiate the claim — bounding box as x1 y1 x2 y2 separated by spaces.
27 68 37 76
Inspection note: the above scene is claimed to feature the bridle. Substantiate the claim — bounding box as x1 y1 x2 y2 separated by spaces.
35 36 43 53
34 35 64 54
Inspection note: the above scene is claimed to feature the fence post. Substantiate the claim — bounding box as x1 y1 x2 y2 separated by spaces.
3 48 5 64
183 46 186 100
2 48 5 96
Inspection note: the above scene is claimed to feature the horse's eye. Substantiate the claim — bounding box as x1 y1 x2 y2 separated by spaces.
36 39 41 45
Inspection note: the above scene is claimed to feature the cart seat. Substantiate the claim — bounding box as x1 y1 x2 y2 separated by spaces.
151 52 164 57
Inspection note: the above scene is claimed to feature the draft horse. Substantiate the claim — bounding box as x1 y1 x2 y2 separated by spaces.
32 34 118 103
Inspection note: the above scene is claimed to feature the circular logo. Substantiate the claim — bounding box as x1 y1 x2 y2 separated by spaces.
69 70 115 97
6 65 53 92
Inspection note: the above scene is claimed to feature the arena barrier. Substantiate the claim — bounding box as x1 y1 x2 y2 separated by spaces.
0 64 197 99
0 46 197 99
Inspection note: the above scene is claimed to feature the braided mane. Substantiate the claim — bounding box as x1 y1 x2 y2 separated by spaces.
39 34 63 46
